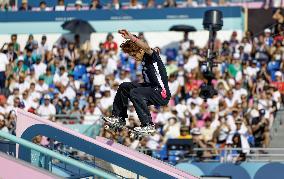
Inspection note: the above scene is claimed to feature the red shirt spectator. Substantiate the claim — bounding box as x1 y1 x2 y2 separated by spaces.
103 33 118 53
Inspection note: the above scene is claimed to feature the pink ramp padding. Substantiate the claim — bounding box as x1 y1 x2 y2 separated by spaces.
96 136 198 179
16 109 198 179
0 152 60 179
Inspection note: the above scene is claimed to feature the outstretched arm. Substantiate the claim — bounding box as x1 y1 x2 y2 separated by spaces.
118 29 153 55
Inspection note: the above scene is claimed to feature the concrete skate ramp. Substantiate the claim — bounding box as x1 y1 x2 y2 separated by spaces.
0 152 61 179
16 109 199 179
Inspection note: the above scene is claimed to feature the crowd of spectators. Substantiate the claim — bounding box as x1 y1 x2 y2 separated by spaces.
0 0 276 12
0 28 283 163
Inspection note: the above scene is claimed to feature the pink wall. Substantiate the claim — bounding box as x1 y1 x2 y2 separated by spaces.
0 153 60 179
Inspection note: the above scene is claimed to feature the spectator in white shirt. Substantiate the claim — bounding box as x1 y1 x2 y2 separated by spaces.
186 89 203 106
233 82 248 102
93 65 106 86
156 105 175 125
128 0 143 9
58 84 76 101
66 72 80 91
53 66 69 87
37 94 56 121
35 76 48 94
184 49 200 73
84 102 102 125
7 88 21 106
0 52 9 88
54 0 65 11
16 74 30 94
38 35 49 55
99 87 114 111
163 117 181 141
225 90 238 109
32 57 47 80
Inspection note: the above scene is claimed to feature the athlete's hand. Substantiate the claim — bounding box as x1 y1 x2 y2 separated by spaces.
118 29 133 40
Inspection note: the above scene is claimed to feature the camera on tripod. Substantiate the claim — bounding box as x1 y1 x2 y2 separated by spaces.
199 10 223 99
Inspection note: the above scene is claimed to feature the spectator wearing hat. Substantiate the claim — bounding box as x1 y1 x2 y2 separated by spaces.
13 56 28 76
228 52 242 78
190 127 207 157
264 28 274 47
37 94 56 121
251 109 270 148
32 56 47 80
99 86 114 112
75 0 83 10
274 71 283 82
19 0 31 11
93 65 106 86
35 75 49 94
42 67 54 86
31 40 41 57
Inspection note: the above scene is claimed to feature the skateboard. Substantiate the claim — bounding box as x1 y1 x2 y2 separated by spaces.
101 116 152 140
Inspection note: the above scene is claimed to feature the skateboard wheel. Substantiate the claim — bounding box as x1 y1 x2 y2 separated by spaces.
104 125 109 130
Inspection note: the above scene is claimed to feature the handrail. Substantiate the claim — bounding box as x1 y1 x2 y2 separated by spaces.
0 131 117 179
193 148 284 151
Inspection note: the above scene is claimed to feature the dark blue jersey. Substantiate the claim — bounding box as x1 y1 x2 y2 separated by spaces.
141 50 171 99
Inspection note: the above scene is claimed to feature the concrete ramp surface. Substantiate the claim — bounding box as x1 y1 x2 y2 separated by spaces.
0 152 61 179
16 109 199 179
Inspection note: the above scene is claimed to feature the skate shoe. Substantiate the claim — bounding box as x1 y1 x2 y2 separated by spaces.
134 124 156 134
102 116 126 126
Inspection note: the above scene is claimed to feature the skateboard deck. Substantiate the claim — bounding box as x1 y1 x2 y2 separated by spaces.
101 116 152 140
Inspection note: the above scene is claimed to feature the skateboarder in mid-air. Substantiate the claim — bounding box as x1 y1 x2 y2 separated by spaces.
104 29 171 134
